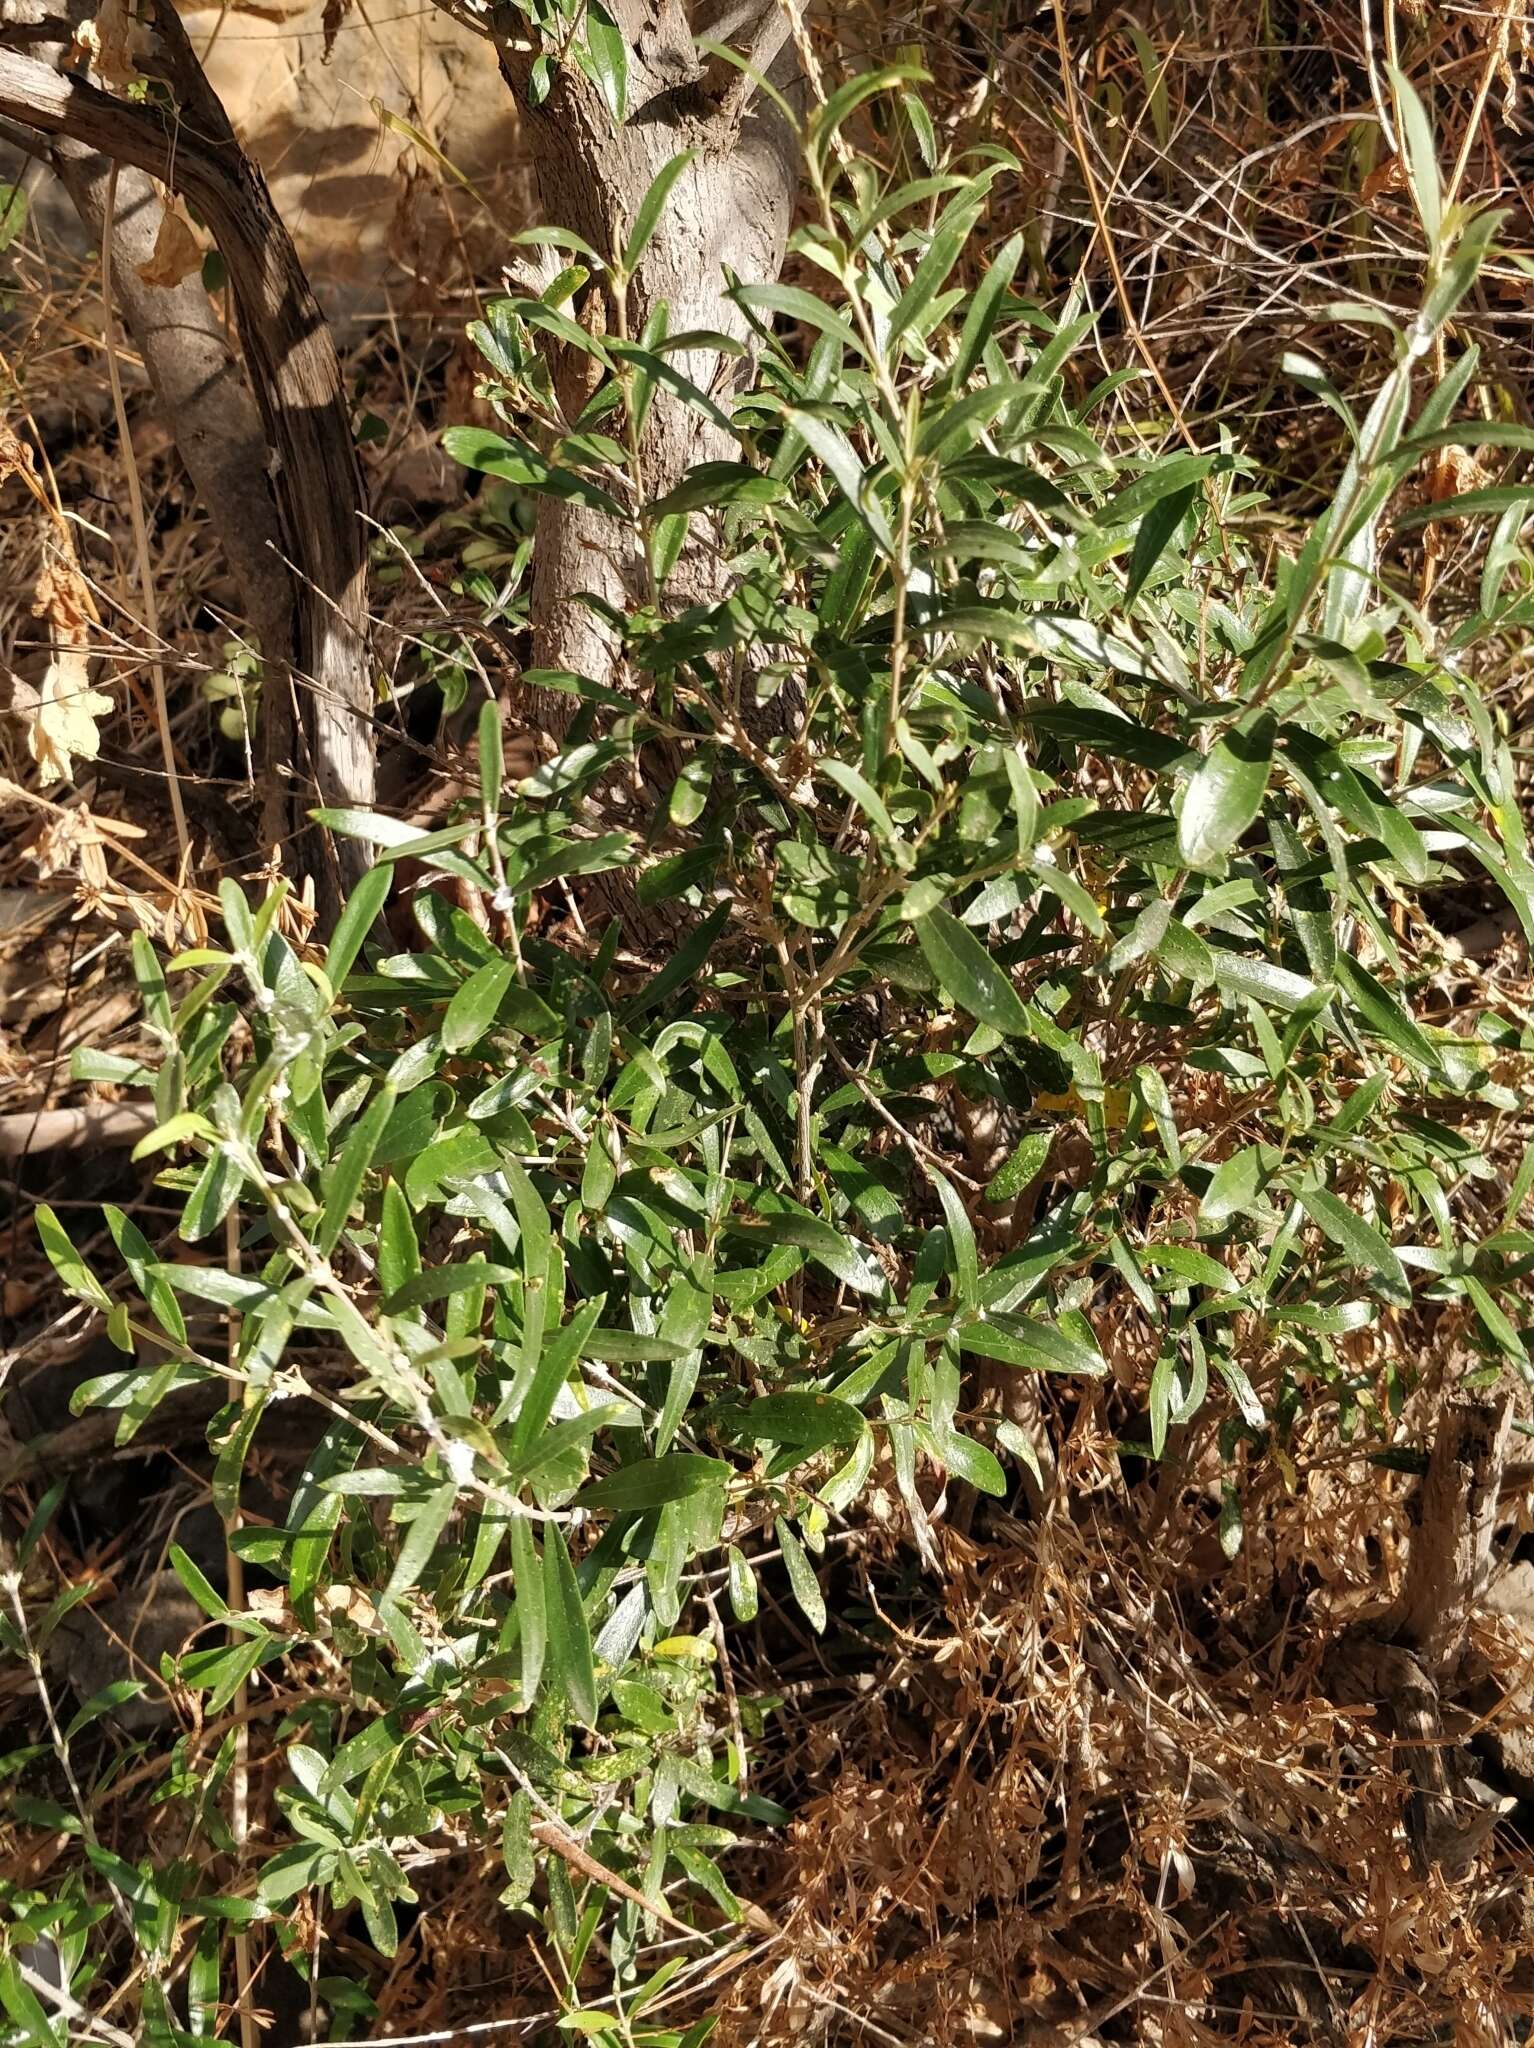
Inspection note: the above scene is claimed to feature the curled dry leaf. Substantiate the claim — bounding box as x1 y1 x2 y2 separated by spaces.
136 202 204 291
1 424 110 783
31 803 112 891
29 649 114 784
75 0 146 87
25 558 109 787
0 416 51 516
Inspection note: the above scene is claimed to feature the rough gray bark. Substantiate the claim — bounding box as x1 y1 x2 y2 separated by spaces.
1392 1395 1513 1680
0 15 373 904
1322 1397 1516 1875
489 0 802 693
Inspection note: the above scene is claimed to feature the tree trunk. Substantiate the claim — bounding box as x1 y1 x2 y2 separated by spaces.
497 2 801 694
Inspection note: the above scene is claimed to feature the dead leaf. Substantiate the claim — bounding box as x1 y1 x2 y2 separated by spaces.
32 802 111 891
27 650 113 784
0 418 53 520
136 203 204 291
78 0 146 87
21 551 109 785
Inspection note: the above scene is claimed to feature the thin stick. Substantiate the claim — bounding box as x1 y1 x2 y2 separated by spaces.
100 164 190 865
1049 0 1197 454
224 1209 257 2048
0 1100 156 1159
1444 0 1517 217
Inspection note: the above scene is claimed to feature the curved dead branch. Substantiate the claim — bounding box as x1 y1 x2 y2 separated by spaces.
0 25 374 903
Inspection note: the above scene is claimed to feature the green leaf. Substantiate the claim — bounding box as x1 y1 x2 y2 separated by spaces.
1394 485 1534 530
774 1517 826 1633
1464 1273 1525 1361
442 959 514 1054
621 149 695 279
0 184 28 255
544 1524 597 1723
888 197 983 343
381 1261 517 1313
740 1393 865 1454
316 1086 396 1260
1333 954 1441 1071
35 1204 112 1310
648 463 788 519
579 1455 729 1511
508 1298 605 1457
724 1198 884 1295
1211 953 1317 1013
735 282 871 363
442 428 623 519
180 1149 242 1244
785 407 895 554
509 1516 546 1708
1126 484 1196 603
1389 65 1441 249
1178 712 1275 869
951 231 1022 383
103 1205 186 1342
1142 1244 1239 1293
377 1181 420 1302
622 901 730 1020
1199 1145 1279 1227
576 0 627 122
956 1312 1106 1376
326 865 392 990
912 907 1029 1036
932 1426 1007 1496
383 1480 456 1604
1298 1187 1410 1304
986 1129 1051 1203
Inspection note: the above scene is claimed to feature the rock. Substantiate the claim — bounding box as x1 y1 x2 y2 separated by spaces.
1489 1559 1534 1632
188 0 527 299
2 1 530 301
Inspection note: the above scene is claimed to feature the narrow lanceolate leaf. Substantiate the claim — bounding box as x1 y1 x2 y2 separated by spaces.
785 407 895 554
315 1086 396 1259
1178 712 1275 869
383 1481 456 1605
576 0 627 122
933 1171 979 1305
913 907 1030 1036
1199 1145 1279 1228
956 1312 1106 1376
579 1454 729 1512
1465 1274 1526 1361
775 1518 826 1634
509 1298 605 1459
103 1205 186 1342
544 1524 597 1724
741 1393 865 1454
724 1199 884 1296
986 1130 1051 1203
621 149 696 280
509 1514 546 1709
325 864 392 991
1126 484 1196 603
442 959 514 1054
1298 1187 1410 1304
1333 954 1441 1071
